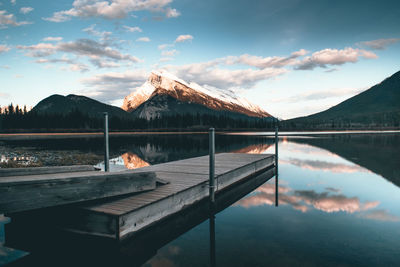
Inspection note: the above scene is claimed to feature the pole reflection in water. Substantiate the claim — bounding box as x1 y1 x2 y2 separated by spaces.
275 173 279 207
209 208 216 267
274 120 279 207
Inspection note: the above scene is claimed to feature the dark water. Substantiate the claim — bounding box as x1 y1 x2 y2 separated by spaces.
1 132 400 266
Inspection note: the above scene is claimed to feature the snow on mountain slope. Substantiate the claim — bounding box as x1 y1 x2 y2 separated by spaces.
122 70 271 118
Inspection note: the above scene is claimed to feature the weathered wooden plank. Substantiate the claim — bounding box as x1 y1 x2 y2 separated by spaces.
0 165 99 177
0 171 157 214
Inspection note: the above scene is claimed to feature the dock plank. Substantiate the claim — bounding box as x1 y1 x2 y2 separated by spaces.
0 170 157 214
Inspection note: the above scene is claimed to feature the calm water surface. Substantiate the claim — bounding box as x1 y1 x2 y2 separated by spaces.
1 133 400 266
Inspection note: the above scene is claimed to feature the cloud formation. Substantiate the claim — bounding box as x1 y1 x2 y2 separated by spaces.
136 37 150 42
79 69 149 102
20 7 34 14
277 87 366 103
35 57 89 72
358 38 400 50
166 7 180 18
44 0 180 22
0 44 10 53
153 45 377 91
17 38 140 71
123 25 142 32
0 10 31 28
82 24 113 44
43 36 63 42
175 34 193 43
161 49 178 56
164 60 287 89
234 49 308 69
295 47 377 70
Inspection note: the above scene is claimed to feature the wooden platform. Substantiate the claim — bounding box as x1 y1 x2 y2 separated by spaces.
61 153 275 240
0 166 156 214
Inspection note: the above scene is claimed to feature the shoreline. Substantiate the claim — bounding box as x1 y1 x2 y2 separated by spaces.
0 130 399 141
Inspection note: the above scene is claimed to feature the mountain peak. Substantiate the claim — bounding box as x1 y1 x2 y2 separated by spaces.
122 70 271 118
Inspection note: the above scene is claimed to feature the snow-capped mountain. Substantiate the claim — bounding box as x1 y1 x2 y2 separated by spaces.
122 70 271 119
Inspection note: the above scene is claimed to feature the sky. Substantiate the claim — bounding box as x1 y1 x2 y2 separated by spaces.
0 0 399 119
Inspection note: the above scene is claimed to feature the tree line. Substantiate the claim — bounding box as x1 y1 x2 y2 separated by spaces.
0 104 276 132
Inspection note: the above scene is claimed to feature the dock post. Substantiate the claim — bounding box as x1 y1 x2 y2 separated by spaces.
209 128 215 203
275 118 279 206
104 112 110 172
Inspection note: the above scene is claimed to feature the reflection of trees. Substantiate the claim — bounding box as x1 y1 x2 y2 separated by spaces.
290 134 400 187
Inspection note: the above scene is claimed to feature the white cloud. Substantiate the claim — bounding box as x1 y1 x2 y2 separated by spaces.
175 34 193 43
0 92 10 98
17 43 57 57
295 47 377 70
82 24 112 43
58 39 140 62
159 57 173 62
166 7 180 18
358 38 400 50
43 36 63 42
158 43 172 50
79 69 149 103
164 61 287 89
44 0 180 22
0 44 10 53
161 49 178 56
0 10 32 28
233 49 307 69
20 7 34 14
273 87 367 103
136 37 150 42
17 39 141 70
10 0 16 5
35 57 89 72
123 25 142 32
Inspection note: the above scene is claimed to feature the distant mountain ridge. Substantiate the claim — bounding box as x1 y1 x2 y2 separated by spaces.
32 94 130 119
122 70 272 119
286 70 400 127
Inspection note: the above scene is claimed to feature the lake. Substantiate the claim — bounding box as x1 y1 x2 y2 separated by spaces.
1 132 400 266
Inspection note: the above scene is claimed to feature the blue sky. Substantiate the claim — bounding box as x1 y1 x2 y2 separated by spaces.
0 0 399 119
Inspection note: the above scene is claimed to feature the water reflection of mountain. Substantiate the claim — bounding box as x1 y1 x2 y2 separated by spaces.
120 152 150 169
122 135 273 165
291 134 400 187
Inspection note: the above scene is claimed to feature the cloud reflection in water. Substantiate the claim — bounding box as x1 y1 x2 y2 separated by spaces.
235 182 398 222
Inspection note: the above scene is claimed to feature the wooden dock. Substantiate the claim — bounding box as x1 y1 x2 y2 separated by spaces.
58 153 275 240
5 162 276 266
3 153 275 249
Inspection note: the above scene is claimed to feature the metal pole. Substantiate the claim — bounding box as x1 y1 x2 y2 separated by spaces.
275 118 279 207
209 128 215 203
104 112 110 172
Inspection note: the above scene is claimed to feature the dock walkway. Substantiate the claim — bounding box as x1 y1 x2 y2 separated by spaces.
67 153 275 240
